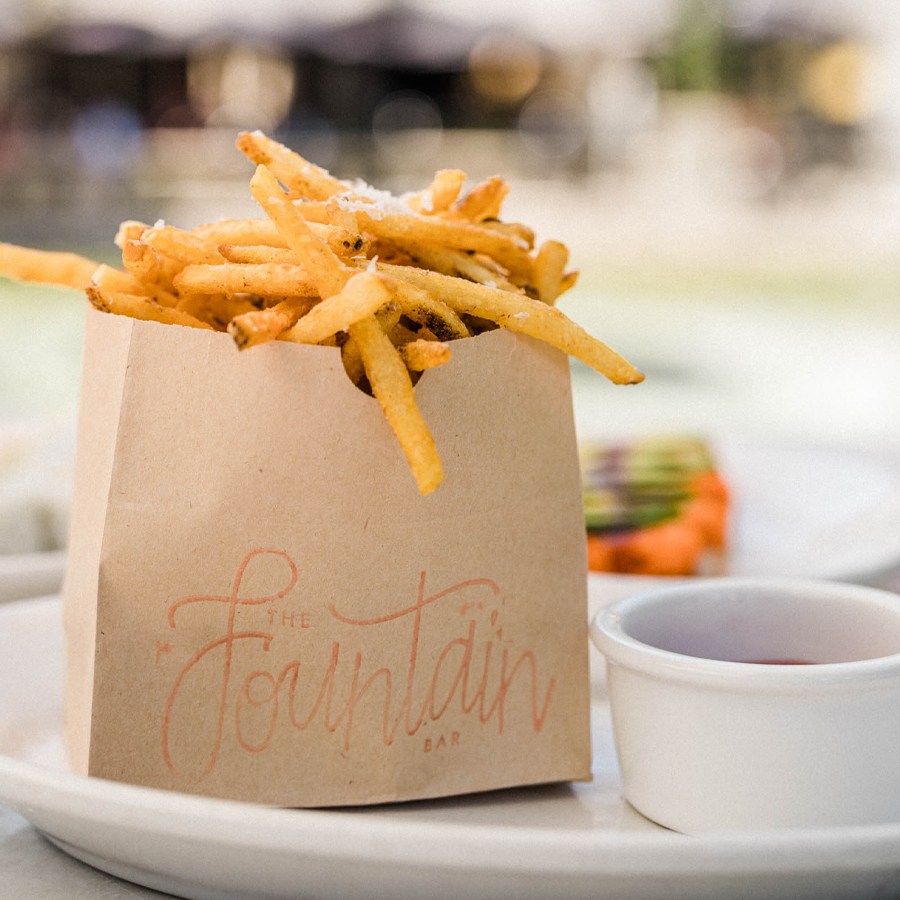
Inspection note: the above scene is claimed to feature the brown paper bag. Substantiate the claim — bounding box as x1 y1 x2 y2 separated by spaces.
63 307 591 805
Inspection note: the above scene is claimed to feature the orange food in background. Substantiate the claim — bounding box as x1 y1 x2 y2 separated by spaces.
582 438 729 577
681 470 729 550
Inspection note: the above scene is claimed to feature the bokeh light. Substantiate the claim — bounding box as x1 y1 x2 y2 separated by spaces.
187 42 295 130
517 89 590 167
70 100 143 175
467 32 543 106
372 90 443 170
803 41 870 126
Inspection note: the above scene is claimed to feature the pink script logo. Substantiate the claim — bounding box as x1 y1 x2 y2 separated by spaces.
161 549 558 781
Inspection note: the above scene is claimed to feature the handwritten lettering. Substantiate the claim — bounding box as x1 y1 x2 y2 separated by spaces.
161 548 297 780
155 641 173 665
161 551 557 781
266 608 312 629
424 732 460 752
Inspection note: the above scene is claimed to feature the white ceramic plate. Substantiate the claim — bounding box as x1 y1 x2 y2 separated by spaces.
1 596 899 900
588 438 900 605
718 438 900 578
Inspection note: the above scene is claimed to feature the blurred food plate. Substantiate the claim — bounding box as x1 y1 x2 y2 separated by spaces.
587 437 900 611
582 436 727 580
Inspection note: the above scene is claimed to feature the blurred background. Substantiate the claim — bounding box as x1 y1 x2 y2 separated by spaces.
1 0 900 580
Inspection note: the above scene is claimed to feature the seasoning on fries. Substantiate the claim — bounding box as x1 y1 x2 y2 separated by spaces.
0 130 643 495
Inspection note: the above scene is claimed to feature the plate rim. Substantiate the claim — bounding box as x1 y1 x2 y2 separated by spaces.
4 721 900 877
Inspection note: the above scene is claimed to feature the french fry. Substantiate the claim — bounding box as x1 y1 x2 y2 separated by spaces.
176 293 262 330
114 220 149 249
478 219 536 249
351 208 533 278
341 335 365 385
122 240 182 293
276 199 375 232
325 226 370 259
228 297 317 350
197 218 368 258
249 165 351 298
349 315 443 495
449 175 509 222
194 218 286 247
558 270 578 295
280 272 392 345
237 131 348 201
174 263 319 297
375 299 402 335
89 264 181 309
0 243 100 289
400 339 452 371
533 240 570 304
143 225 226 266
217 244 293 265
294 201 360 232
385 320 421 347
408 169 466 215
87 286 214 330
106 265 181 308
379 264 644 385
90 264 148 295
391 282 470 341
405 242 519 292
361 240 417 267
216 242 363 268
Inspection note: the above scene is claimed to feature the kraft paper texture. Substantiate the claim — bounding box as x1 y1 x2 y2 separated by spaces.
63 308 591 805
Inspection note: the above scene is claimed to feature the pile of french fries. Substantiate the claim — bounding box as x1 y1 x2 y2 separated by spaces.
0 130 642 495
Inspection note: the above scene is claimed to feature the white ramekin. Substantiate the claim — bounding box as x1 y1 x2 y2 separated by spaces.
590 577 900 834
